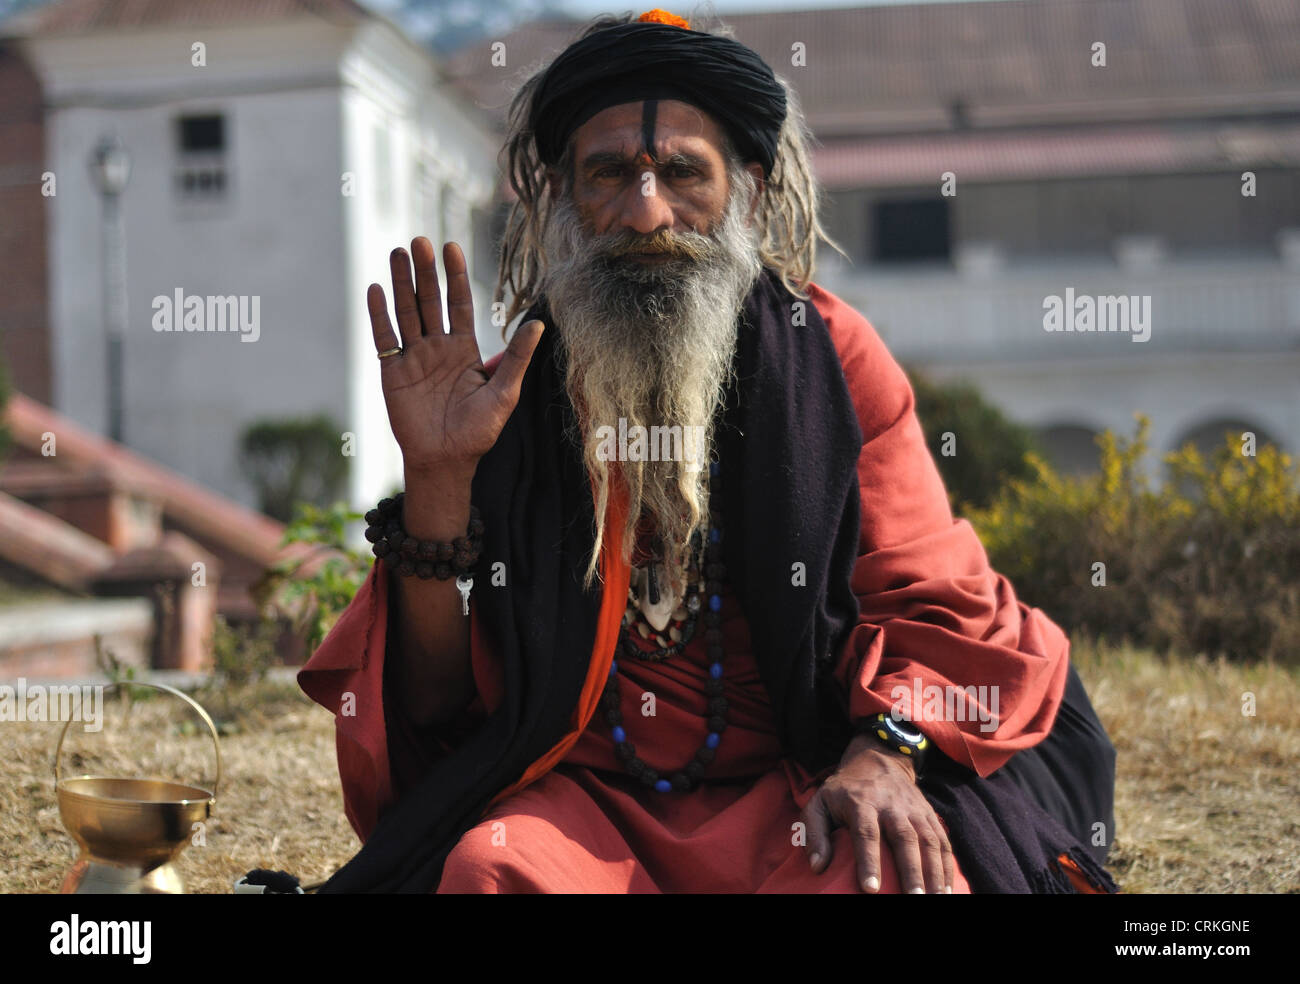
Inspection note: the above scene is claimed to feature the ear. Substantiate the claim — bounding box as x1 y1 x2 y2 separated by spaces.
743 162 765 222
546 166 564 200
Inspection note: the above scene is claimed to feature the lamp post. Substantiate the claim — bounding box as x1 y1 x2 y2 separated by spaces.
89 135 130 444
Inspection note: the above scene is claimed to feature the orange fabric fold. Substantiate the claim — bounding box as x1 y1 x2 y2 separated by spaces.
482 470 632 812
1057 852 1113 894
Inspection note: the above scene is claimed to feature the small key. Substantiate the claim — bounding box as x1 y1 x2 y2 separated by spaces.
455 575 473 615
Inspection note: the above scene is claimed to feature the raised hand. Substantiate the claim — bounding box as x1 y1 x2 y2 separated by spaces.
368 238 544 477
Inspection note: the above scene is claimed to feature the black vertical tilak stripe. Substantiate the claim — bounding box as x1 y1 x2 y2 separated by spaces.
641 99 658 162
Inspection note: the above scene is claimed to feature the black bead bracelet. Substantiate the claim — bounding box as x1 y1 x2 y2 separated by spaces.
363 492 484 579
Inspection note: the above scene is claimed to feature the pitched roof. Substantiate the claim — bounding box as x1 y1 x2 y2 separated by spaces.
4 0 369 35
1 393 314 574
0 487 115 591
444 0 1300 138
815 119 1300 188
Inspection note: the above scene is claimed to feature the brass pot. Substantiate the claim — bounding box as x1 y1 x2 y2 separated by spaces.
54 681 221 894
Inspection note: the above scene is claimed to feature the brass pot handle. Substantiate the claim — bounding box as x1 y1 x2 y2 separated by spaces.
53 680 222 804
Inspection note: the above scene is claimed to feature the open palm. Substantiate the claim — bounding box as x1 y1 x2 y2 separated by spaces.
368 238 544 475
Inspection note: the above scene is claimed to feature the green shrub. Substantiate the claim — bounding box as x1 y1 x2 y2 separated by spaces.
208 614 280 687
1154 431 1300 663
239 415 350 522
905 368 1041 512
968 415 1300 663
254 501 370 656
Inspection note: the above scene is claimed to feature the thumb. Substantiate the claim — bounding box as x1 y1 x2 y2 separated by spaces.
802 791 834 873
486 319 545 411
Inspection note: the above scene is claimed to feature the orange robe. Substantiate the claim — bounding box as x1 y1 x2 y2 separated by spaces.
299 281 1070 893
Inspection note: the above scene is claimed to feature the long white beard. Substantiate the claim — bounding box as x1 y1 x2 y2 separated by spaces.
540 168 763 589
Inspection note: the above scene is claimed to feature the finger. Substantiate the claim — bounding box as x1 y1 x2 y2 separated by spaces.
443 242 476 338
915 815 947 894
367 284 400 355
485 319 545 412
934 818 955 893
880 808 925 894
411 237 445 337
801 792 834 874
389 247 422 345
849 808 882 893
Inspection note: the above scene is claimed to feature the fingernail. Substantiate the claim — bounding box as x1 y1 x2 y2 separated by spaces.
808 853 821 869
945 885 953 894
865 876 879 892
908 886 925 895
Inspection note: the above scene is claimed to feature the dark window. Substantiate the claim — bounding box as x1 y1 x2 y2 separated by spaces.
174 113 228 203
870 198 950 263
178 114 225 153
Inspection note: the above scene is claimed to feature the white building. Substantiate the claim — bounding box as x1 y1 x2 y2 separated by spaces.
9 0 501 512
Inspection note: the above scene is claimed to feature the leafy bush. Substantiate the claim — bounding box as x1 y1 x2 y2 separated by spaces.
968 415 1300 663
905 368 1041 512
208 614 280 687
193 615 285 731
1155 430 1300 663
239 416 349 522
254 501 371 656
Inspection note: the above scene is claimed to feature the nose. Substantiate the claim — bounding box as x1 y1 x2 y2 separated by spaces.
619 168 676 236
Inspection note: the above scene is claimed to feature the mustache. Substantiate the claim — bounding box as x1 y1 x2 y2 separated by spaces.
594 225 714 263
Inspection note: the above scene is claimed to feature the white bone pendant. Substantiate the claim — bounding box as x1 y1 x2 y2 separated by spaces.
637 561 680 633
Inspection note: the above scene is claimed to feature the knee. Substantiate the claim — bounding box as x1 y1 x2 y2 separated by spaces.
1074 711 1116 778
439 820 513 891
1062 666 1117 778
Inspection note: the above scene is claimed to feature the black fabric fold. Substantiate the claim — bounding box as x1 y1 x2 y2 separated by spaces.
920 753 1119 894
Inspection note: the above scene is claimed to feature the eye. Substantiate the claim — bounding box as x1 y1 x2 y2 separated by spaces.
593 166 625 179
668 165 698 179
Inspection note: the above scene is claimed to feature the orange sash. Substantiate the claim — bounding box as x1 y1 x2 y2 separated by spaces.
483 472 631 810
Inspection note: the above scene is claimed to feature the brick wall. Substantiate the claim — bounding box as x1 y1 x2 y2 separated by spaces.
0 40 50 404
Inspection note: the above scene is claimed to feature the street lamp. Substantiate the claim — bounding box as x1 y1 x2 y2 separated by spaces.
88 135 130 444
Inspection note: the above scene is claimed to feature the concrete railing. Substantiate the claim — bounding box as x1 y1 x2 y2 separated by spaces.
821 258 1300 364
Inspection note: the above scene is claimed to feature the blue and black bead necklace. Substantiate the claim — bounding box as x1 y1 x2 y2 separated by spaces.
602 460 728 792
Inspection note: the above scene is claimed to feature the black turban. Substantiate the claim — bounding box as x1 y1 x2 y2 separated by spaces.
530 21 788 177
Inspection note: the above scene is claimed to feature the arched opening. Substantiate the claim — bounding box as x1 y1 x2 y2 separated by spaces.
1170 418 1281 460
1036 423 1101 476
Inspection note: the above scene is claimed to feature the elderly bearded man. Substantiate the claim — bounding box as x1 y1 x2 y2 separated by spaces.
300 9 1117 894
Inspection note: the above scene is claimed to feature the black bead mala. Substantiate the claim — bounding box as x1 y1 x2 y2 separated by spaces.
364 492 484 579
602 460 729 793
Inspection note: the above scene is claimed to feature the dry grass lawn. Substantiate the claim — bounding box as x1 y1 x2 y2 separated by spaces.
4 681 356 894
3 638 1297 893
1075 639 1300 893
